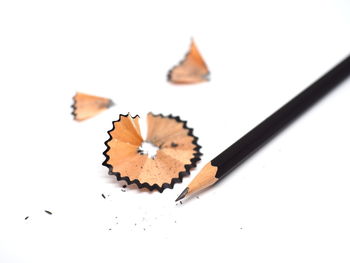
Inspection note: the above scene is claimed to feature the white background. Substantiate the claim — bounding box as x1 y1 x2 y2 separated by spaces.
1 0 350 262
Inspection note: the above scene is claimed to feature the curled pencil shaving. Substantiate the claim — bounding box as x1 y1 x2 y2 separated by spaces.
167 39 210 84
72 92 114 121
102 113 202 192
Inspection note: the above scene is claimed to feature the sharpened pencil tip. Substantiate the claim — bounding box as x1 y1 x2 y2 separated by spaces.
175 187 189 202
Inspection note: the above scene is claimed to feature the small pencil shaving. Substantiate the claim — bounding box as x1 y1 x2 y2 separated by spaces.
167 39 210 84
102 113 202 192
72 92 114 121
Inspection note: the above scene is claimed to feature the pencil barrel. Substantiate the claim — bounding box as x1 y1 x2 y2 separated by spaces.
212 54 350 179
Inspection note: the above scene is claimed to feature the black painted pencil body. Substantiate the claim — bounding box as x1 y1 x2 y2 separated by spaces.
176 54 350 201
214 54 350 179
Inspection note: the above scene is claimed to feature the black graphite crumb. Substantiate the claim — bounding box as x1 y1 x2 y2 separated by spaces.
171 142 178 147
24 216 29 220
143 228 146 231
44 210 52 215
122 185 127 188
180 201 183 205
109 228 112 231
121 189 126 192
134 223 137 226
102 194 106 199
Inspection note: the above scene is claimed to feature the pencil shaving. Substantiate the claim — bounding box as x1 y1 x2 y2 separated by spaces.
102 113 201 192
72 92 114 121
168 39 210 84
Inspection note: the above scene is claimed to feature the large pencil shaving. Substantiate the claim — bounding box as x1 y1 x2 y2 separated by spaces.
72 92 114 121
168 39 210 84
102 113 201 192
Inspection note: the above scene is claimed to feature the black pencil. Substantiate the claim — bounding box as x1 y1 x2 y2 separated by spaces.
176 54 350 201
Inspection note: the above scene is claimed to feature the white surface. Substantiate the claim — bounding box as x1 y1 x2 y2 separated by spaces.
1 0 350 262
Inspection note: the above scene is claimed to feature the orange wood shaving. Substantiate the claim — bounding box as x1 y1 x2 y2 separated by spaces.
168 40 210 84
72 92 114 121
103 113 201 192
